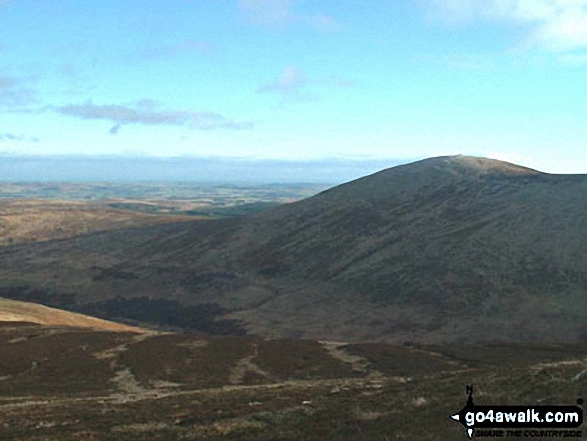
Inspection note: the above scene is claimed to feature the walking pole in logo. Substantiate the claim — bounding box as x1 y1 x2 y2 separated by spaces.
466 385 474 406
450 385 475 439
449 385 583 439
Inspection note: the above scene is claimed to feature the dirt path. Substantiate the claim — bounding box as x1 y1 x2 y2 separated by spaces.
0 375 404 409
228 342 271 385
93 332 156 360
320 340 385 379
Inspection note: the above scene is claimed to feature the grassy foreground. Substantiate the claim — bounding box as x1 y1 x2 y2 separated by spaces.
0 322 585 440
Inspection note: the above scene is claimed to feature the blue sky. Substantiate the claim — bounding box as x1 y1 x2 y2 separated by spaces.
1 0 587 174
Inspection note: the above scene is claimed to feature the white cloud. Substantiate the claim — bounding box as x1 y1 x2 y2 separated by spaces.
258 65 354 104
258 65 315 103
258 65 308 93
533 7 587 51
52 100 254 133
431 0 587 53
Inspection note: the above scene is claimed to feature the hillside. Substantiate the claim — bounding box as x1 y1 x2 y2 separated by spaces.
0 298 143 332
1 321 586 440
1 155 586 343
0 199 197 246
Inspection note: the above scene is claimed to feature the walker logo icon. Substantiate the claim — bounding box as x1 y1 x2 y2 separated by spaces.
449 386 583 439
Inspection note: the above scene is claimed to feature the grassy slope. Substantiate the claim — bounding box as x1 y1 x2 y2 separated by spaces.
0 199 197 245
0 298 143 332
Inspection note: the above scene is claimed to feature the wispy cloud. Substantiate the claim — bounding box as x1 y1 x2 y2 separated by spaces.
238 0 342 32
0 76 19 89
58 64 96 95
414 53 497 71
259 65 308 93
239 0 295 27
559 52 587 65
108 124 122 135
430 0 587 54
258 65 354 103
0 75 36 107
326 76 356 88
137 39 215 60
258 65 311 101
52 100 254 134
0 133 39 143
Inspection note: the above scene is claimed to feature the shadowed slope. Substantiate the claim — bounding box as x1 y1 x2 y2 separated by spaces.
1 155 586 343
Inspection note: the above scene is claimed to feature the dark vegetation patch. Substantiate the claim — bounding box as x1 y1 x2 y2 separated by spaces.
3 359 584 441
118 334 256 388
106 201 280 218
0 286 246 336
0 285 77 310
257 264 290 277
0 323 586 440
92 267 138 281
0 329 134 396
186 202 280 218
0 321 39 328
254 339 358 380
242 370 267 384
181 271 238 289
424 343 587 369
81 297 248 336
107 202 179 214
343 343 458 376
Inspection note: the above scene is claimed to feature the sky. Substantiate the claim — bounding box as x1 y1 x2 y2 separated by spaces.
1 0 587 177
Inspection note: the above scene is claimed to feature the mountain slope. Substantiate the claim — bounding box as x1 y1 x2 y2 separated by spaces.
0 298 143 332
0 198 197 246
1 155 586 343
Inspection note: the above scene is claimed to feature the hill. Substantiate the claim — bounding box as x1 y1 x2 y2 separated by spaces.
0 298 143 332
0 199 197 246
1 155 586 343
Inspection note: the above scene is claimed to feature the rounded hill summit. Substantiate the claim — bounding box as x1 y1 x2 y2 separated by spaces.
1 155 586 343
